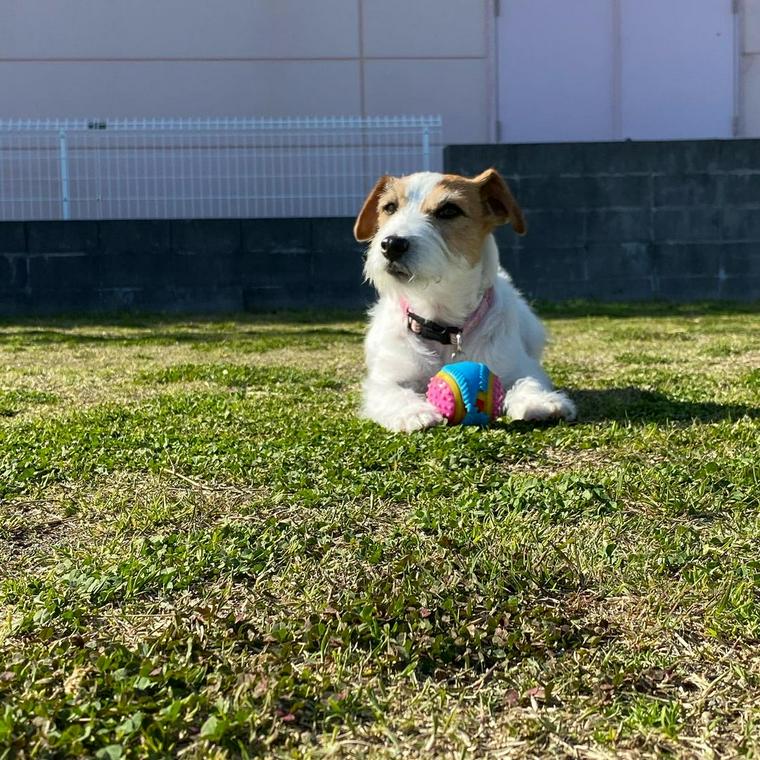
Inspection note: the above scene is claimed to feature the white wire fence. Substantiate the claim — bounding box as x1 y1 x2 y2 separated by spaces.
0 115 443 221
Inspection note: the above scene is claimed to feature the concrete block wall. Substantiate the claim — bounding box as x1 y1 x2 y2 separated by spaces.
0 219 371 315
1 138 758 315
445 139 760 301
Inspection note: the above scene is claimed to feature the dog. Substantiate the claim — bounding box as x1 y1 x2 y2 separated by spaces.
354 168 576 433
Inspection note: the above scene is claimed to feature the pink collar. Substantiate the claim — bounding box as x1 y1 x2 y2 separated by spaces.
461 286 495 334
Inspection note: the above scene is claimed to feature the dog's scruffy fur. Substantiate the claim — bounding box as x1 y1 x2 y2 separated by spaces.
354 168 576 433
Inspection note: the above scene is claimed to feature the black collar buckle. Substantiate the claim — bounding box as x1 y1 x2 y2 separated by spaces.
407 311 461 346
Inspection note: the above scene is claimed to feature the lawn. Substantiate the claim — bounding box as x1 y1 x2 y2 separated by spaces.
0 303 759 759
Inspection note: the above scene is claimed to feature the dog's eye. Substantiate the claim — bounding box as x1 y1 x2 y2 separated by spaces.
434 202 464 220
382 202 397 215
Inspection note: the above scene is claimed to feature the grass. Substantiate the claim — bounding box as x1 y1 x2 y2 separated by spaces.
0 302 758 759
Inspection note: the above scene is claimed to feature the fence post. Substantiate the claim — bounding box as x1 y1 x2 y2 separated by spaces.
422 126 431 171
58 128 71 220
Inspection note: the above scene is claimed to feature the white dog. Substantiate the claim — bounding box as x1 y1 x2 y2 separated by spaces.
354 168 576 433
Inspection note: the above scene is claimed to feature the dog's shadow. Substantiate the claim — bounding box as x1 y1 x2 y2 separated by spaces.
499 386 759 429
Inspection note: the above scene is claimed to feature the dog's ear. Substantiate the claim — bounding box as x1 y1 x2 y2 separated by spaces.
354 175 390 242
473 168 526 235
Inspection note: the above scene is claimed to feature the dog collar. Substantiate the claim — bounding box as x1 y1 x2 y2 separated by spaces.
401 287 494 351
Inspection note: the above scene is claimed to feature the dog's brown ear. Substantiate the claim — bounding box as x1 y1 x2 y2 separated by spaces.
354 175 390 242
473 168 526 235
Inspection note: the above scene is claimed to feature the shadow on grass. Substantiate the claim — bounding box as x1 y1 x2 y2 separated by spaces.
571 387 760 424
0 309 365 330
1 302 757 346
535 300 760 319
494 386 759 431
1 301 758 331
0 325 364 348
499 387 759 431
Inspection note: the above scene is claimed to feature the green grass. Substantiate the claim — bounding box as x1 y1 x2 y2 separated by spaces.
0 303 758 759
0 389 58 418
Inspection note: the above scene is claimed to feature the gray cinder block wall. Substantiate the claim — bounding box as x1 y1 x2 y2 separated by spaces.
0 218 370 315
0 139 758 315
445 139 760 301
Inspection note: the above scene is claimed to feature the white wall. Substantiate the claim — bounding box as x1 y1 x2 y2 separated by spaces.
742 0 760 135
497 0 616 142
619 0 734 140
1 0 756 145
498 0 737 142
0 0 494 145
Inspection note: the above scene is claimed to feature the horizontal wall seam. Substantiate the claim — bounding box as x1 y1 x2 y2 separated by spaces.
0 55 487 63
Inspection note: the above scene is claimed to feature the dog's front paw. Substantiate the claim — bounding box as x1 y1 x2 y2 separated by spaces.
512 393 576 422
386 400 444 433
504 378 577 422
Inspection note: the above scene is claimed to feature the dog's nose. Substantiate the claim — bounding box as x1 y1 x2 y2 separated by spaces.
380 235 410 261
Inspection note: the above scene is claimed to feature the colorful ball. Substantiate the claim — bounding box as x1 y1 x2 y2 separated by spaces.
426 361 505 426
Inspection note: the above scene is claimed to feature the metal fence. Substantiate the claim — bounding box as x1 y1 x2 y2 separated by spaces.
0 115 443 221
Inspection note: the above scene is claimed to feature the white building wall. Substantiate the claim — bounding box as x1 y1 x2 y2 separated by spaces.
1 0 757 144
497 0 738 143
497 0 616 142
742 0 760 135
618 0 735 140
0 0 494 145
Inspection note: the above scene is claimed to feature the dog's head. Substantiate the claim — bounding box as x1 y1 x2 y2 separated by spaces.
354 169 525 297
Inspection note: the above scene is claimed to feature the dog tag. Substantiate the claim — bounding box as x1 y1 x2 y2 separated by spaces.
451 332 462 358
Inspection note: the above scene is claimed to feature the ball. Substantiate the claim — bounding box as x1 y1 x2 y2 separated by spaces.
426 361 505 427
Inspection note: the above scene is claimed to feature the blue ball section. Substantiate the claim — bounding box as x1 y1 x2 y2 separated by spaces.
440 361 492 427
